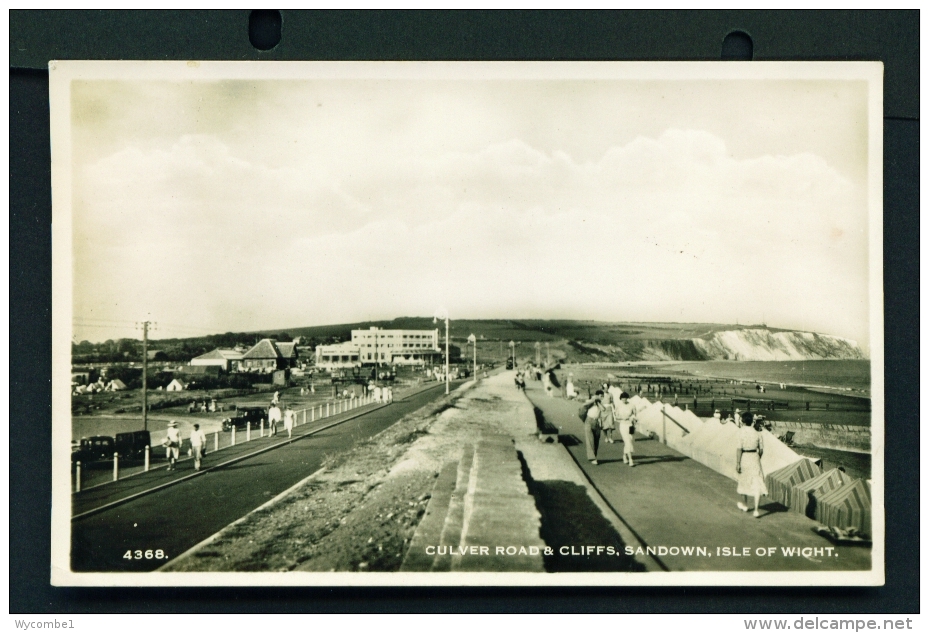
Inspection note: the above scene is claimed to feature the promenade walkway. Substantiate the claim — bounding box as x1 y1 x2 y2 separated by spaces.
522 377 872 572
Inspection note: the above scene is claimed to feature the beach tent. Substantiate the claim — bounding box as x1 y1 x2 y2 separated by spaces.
758 429 805 475
679 423 803 482
632 399 696 454
765 458 822 507
789 468 852 517
107 379 127 391
814 478 872 535
686 421 739 477
681 409 704 429
166 378 187 392
660 405 701 454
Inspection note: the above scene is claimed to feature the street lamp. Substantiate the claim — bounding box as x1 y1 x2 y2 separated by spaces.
467 333 477 380
434 307 450 395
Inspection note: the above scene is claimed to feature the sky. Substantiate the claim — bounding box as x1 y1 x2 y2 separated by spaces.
68 67 874 351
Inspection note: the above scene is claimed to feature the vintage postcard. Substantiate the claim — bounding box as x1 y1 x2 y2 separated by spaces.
50 61 883 586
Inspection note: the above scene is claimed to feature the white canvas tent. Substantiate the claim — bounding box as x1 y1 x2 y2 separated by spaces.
631 397 702 455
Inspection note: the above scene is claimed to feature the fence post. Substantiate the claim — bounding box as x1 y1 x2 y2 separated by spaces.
232 426 236 446
303 409 307 425
661 405 667 446
113 453 119 481
326 402 330 417
214 432 219 452
144 445 150 472
75 462 82 492
247 421 251 442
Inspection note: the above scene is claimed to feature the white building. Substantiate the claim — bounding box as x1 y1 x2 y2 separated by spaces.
190 348 244 372
314 343 361 370
314 327 441 369
351 327 440 366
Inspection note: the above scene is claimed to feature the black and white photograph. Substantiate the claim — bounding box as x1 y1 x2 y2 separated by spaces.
50 60 883 586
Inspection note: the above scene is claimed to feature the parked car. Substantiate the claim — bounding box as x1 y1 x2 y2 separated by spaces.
115 430 152 460
221 406 266 432
506 358 514 370
71 435 116 465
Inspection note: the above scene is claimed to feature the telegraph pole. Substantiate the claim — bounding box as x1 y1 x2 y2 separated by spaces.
137 321 154 431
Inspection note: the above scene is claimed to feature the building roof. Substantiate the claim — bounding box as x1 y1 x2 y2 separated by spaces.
276 342 297 358
193 348 244 361
242 339 285 360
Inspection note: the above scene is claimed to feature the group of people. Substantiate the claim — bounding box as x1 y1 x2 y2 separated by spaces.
580 383 638 467
163 420 207 471
187 399 224 413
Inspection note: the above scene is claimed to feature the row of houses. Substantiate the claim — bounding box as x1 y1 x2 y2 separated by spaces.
190 338 299 373
189 328 444 373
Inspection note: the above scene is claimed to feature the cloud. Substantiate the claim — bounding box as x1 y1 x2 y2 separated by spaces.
73 127 868 347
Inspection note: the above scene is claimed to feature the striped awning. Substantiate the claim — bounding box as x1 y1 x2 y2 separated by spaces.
789 468 852 518
765 458 822 508
814 478 872 536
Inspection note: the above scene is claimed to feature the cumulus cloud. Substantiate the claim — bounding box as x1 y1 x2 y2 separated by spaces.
73 122 868 348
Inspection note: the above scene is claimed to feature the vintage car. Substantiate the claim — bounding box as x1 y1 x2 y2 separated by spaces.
221 406 266 432
114 430 152 460
71 435 116 465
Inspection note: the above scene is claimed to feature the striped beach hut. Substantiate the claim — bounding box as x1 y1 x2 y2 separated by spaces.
789 467 852 517
765 458 822 508
814 478 872 536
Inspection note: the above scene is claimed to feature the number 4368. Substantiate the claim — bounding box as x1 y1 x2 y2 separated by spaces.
123 549 166 560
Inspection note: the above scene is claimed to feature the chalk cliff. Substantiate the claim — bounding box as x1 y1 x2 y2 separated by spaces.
570 329 865 362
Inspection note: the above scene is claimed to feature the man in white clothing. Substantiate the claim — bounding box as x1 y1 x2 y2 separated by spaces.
189 423 207 471
164 421 181 471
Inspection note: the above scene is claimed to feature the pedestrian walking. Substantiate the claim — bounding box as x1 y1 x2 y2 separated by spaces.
189 423 207 471
163 420 181 471
581 391 604 465
614 392 638 467
268 402 281 436
541 371 553 397
600 386 616 443
736 415 768 517
283 405 296 438
566 374 578 400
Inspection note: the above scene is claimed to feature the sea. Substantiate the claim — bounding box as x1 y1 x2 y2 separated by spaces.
616 360 872 398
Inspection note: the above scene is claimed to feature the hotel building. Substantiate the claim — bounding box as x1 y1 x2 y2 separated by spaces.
315 327 441 370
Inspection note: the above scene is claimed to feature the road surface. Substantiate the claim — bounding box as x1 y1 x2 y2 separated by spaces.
70 382 460 572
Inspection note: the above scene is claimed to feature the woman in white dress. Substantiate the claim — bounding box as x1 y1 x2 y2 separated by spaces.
736 415 768 517
613 392 638 466
599 385 615 443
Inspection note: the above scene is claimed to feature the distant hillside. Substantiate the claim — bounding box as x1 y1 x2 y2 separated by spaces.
281 319 865 363
77 319 863 365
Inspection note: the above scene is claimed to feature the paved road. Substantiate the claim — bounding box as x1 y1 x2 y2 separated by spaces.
71 382 460 572
523 379 872 572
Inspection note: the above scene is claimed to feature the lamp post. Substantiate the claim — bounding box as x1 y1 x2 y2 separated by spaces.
434 307 450 394
467 333 477 379
534 341 541 366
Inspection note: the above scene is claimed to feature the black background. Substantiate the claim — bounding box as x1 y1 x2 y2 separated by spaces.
10 10 918 613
